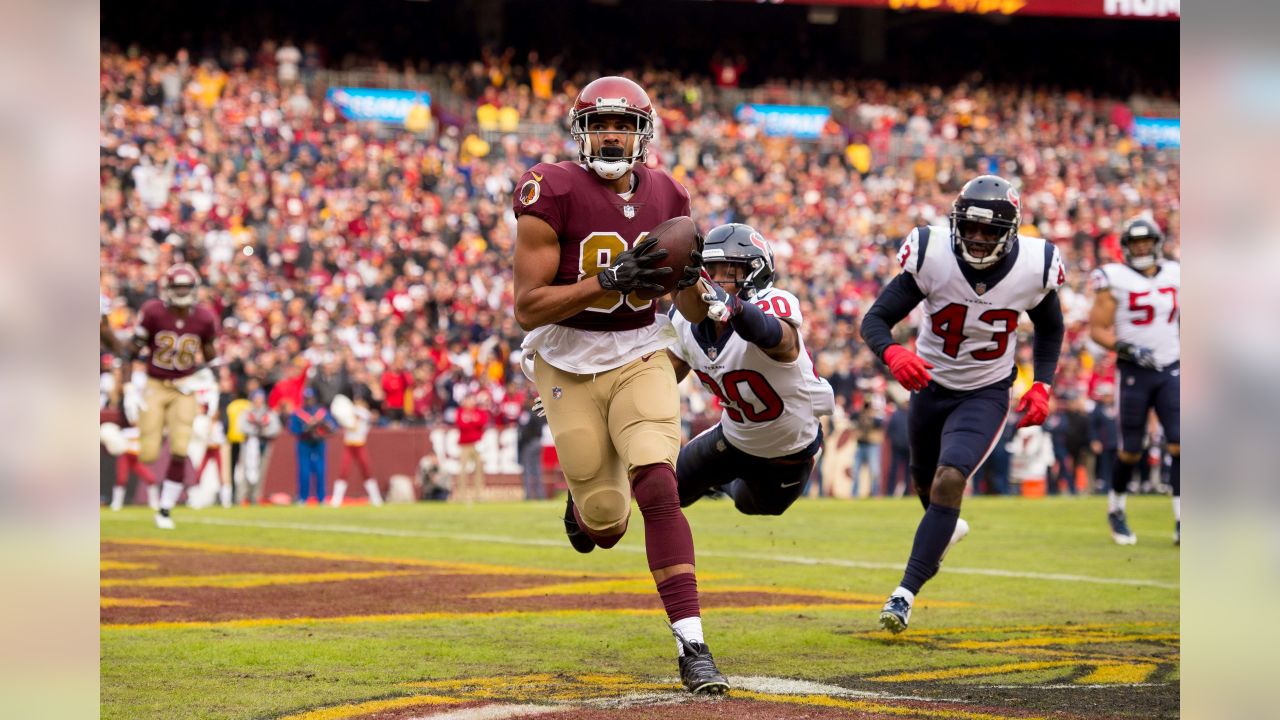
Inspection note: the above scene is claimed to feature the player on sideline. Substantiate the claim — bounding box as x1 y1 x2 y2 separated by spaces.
666 223 835 515
130 263 219 529
860 175 1066 633
512 76 725 694
1088 217 1180 545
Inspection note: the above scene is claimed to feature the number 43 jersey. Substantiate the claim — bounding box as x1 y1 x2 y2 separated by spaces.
1090 261 1180 369
669 287 835 458
898 225 1066 391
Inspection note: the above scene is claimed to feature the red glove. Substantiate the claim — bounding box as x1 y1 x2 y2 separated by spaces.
883 345 933 392
1016 382 1051 428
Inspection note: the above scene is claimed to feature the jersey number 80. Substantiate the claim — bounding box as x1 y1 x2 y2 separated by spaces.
579 232 652 312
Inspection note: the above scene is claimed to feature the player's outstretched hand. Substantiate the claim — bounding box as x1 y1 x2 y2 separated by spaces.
883 344 933 392
1016 381 1051 428
699 270 743 324
531 396 545 418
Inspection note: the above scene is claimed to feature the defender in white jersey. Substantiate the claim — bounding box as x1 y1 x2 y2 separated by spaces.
1089 216 1181 545
667 224 835 515
860 175 1066 633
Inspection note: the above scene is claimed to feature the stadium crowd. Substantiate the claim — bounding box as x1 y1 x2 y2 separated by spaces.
99 41 1179 498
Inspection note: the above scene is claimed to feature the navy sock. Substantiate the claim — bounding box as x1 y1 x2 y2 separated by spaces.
1169 455 1180 497
900 504 960 595
1111 456 1136 495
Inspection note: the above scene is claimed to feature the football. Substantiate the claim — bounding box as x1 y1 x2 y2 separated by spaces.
635 215 700 301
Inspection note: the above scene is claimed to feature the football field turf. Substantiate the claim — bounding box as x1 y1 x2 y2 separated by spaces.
101 495 1179 719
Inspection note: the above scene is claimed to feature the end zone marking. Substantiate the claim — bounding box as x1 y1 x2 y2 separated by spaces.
118 515 1177 590
100 560 156 571
101 570 421 589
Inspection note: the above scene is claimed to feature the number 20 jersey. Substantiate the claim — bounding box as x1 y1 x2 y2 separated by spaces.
897 225 1066 391
1090 261 1180 368
669 287 835 458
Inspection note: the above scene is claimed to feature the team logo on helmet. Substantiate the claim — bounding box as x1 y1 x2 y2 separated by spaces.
519 178 541 206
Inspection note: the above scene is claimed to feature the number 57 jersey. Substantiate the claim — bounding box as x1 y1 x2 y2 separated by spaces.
669 287 835 458
1090 261 1180 369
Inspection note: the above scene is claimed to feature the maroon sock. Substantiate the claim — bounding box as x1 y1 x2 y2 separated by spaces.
572 501 627 549
167 455 189 484
656 572 700 624
632 463 696 570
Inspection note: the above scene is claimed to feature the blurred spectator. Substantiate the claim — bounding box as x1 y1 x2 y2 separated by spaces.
884 399 911 498
288 388 338 503
851 406 884 498
453 394 490 501
237 389 281 505
517 404 547 501
1089 382 1119 495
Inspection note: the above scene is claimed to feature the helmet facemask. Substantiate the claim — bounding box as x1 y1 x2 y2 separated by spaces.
951 207 1018 269
570 107 653 181
1120 220 1164 271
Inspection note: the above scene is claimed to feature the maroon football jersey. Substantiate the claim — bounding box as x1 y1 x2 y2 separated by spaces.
135 299 219 379
513 161 691 331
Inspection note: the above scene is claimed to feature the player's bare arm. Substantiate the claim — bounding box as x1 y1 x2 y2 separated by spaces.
513 214 613 330
666 350 692 383
673 279 710 324
761 318 800 363
1088 289 1118 350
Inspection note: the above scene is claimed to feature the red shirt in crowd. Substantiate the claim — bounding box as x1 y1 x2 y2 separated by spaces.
380 368 411 410
455 406 490 446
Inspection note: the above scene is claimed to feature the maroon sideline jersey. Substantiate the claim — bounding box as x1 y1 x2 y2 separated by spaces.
135 299 219 380
513 161 691 331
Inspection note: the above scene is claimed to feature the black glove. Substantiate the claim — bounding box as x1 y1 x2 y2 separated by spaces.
1116 340 1160 370
675 244 704 290
597 237 671 294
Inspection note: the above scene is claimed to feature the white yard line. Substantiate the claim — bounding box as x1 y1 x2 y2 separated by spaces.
105 515 1178 590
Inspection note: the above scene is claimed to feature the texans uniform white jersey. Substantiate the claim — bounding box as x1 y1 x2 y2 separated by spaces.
1090 261 1180 369
897 225 1066 391
669 287 835 458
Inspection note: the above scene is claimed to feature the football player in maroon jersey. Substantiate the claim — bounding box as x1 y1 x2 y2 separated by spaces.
129 263 219 529
512 76 725 694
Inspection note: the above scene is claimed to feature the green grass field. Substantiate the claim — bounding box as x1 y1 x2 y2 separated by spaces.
101 495 1179 720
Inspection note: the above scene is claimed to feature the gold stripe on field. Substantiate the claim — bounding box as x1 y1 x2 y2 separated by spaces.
104 537 631 579
274 694 461 720
100 597 188 608
100 560 157 571
101 602 878 631
101 570 420 589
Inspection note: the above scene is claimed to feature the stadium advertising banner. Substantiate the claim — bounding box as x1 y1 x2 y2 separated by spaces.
1131 117 1180 148
735 103 831 138
326 87 431 125
748 0 1179 20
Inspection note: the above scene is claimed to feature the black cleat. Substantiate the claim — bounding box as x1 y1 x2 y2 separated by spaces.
673 632 729 695
879 593 912 634
1108 510 1137 545
563 493 596 554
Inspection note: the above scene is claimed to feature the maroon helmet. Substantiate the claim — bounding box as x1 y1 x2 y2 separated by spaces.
569 76 655 180
162 263 200 308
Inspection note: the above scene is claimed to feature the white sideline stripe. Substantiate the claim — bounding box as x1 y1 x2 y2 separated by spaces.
406 704 560 720
731 676 959 703
108 516 1178 590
